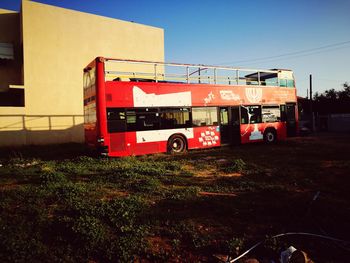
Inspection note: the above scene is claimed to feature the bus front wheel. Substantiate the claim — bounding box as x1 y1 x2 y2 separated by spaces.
167 135 187 154
264 129 277 144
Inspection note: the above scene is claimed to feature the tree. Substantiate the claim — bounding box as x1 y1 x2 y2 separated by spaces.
313 82 350 114
324 88 338 100
339 82 350 100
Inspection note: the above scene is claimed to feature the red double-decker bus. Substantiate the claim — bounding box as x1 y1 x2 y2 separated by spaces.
84 57 298 156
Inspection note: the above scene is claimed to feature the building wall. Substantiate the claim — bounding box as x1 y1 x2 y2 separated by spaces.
0 1 164 146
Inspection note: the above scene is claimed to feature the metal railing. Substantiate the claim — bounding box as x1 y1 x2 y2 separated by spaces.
104 58 281 86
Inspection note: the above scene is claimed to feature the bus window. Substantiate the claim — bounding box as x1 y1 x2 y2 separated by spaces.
240 106 248 124
84 103 96 124
107 108 126 132
245 72 278 86
160 108 191 129
278 70 295 88
279 79 294 87
220 108 229 125
262 105 280 122
192 107 218 126
287 79 295 87
126 108 160 131
264 77 278 86
241 106 262 124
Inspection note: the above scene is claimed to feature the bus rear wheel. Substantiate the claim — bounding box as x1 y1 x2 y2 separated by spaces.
167 135 187 154
264 129 277 144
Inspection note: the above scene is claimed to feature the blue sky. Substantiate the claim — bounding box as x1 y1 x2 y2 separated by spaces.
1 0 350 97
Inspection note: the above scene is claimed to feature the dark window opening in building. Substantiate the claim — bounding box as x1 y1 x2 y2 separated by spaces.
0 88 24 107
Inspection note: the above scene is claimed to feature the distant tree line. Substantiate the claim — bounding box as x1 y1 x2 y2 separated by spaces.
313 82 350 114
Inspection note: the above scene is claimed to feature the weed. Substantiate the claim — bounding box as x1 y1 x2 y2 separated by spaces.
102 226 149 262
132 177 162 193
72 215 106 248
263 234 286 253
40 170 67 184
101 196 147 231
0 158 42 182
158 174 194 186
55 157 99 175
226 237 245 257
171 238 181 251
192 160 212 170
220 158 246 173
179 169 195 177
170 220 212 250
166 186 200 201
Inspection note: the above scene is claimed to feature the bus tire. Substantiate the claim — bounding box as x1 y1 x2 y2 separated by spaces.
264 128 277 144
167 135 187 154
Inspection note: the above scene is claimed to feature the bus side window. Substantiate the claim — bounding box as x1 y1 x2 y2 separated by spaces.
262 105 280 122
279 79 294 88
125 109 160 131
160 108 191 129
126 110 137 131
240 106 248 124
248 106 262 123
240 105 262 124
279 79 287 87
287 79 295 87
136 108 160 131
107 108 126 133
192 107 218 126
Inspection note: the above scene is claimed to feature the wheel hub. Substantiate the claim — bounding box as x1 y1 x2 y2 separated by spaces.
267 133 274 141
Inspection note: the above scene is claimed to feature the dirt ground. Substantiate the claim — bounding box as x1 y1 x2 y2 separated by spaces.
159 133 350 262
195 133 350 262
0 132 349 262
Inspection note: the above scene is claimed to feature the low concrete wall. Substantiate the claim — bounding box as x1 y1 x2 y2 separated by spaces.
0 107 84 146
317 114 350 132
328 114 350 132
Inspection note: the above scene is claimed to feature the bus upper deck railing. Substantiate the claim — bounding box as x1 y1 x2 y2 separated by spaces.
103 58 295 87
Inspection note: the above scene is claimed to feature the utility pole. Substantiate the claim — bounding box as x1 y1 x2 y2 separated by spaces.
309 74 313 132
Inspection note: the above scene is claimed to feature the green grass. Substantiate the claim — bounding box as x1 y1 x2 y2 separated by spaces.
0 134 350 262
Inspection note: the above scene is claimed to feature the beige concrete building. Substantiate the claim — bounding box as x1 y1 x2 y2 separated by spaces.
0 0 164 146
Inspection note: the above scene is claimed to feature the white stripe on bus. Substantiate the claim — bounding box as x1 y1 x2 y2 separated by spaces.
136 128 194 143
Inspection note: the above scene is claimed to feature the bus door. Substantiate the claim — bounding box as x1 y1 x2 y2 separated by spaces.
230 107 241 144
219 107 241 145
219 107 230 144
286 103 297 136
